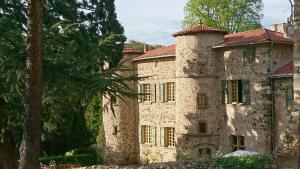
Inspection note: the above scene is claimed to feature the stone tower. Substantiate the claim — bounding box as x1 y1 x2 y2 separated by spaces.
102 47 143 165
173 26 227 155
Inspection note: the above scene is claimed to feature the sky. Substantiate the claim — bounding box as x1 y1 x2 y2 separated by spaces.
115 0 292 45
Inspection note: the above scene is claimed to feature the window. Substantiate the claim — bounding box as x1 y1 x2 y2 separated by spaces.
222 80 250 104
141 125 151 144
160 82 175 102
231 135 245 151
138 83 156 103
286 85 294 111
142 84 151 102
166 82 175 102
199 148 212 158
231 80 240 103
197 94 208 109
165 127 175 147
243 47 256 62
199 122 207 134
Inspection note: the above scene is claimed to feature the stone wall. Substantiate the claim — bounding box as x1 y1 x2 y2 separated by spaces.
215 43 292 154
135 57 177 163
175 33 226 157
103 53 139 165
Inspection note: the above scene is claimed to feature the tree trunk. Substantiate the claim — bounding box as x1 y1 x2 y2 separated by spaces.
293 0 300 168
0 131 18 169
18 0 43 168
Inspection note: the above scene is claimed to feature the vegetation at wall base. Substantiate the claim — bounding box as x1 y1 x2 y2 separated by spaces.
210 155 272 169
40 154 99 166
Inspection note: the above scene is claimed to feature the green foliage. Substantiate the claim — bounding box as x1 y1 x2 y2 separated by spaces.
85 94 103 144
0 0 137 158
183 0 263 33
210 155 272 169
39 154 98 166
127 40 164 51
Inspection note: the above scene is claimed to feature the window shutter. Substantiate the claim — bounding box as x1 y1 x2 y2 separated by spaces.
221 80 228 104
138 84 142 102
151 84 156 103
286 85 293 111
139 125 142 144
242 80 251 105
160 127 165 147
159 83 165 103
151 126 156 145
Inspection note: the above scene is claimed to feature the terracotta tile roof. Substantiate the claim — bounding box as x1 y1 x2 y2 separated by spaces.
133 45 176 61
123 46 144 54
172 25 227 37
213 28 293 48
272 62 293 76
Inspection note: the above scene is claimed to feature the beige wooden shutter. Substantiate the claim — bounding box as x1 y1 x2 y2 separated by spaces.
138 84 142 102
151 84 156 103
160 127 165 147
151 126 156 145
138 125 142 144
221 80 228 104
159 83 165 103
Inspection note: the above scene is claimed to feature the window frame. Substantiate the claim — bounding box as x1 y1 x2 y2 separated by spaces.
142 84 151 102
197 94 208 109
142 125 152 144
199 121 207 134
166 82 175 102
231 135 245 151
243 47 256 62
165 127 175 147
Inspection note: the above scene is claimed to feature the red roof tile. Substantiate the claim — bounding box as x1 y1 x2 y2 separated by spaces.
273 62 293 76
133 45 176 61
214 28 293 48
123 46 144 54
172 25 227 37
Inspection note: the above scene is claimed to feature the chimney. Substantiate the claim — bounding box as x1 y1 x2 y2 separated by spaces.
144 44 149 53
270 18 294 38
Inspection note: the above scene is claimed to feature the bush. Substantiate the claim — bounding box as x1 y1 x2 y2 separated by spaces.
65 147 96 156
210 155 272 169
40 154 97 166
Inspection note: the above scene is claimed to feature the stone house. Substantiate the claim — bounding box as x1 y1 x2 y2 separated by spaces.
103 24 299 165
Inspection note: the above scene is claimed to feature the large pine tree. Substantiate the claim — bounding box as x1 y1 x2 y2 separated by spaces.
0 0 131 168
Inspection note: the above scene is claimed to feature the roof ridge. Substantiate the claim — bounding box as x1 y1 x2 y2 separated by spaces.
263 28 272 41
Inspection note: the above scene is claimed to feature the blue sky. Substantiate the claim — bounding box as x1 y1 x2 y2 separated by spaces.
115 0 292 45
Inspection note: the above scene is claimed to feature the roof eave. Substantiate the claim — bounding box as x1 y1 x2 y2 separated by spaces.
132 54 175 62
269 74 293 78
212 40 293 49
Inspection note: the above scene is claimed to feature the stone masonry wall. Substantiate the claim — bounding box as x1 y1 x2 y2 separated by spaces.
215 43 293 154
136 57 177 163
103 53 139 165
175 33 226 157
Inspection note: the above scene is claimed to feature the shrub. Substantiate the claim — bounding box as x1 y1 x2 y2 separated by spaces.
210 155 272 169
40 154 97 166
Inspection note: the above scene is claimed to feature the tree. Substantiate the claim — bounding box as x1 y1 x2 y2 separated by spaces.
127 40 164 51
0 0 134 167
183 0 263 33
18 0 43 168
293 0 300 167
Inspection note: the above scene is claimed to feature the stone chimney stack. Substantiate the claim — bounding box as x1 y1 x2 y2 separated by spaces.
270 18 294 38
144 44 149 53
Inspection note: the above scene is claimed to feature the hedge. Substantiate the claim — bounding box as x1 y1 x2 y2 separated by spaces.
210 155 272 169
40 154 97 166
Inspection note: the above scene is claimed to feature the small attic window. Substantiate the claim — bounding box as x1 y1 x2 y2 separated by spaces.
243 47 256 62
